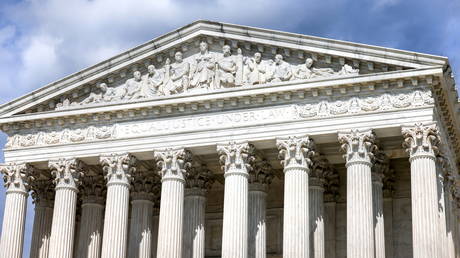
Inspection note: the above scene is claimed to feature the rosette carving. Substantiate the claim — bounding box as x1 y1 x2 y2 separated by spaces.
154 148 192 181
217 141 255 174
100 153 137 185
402 122 440 159
0 162 36 193
338 129 377 165
48 158 85 189
276 135 315 171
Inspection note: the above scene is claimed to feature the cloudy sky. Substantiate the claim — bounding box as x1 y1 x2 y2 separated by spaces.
0 0 459 256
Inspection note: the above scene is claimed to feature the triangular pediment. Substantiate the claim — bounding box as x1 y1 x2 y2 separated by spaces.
0 20 448 118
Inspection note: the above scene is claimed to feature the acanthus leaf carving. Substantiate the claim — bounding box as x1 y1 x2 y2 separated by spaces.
48 158 85 189
276 135 315 171
154 148 192 181
217 141 255 174
249 158 274 186
31 179 55 206
0 162 37 193
185 162 215 190
401 122 440 159
131 171 161 201
338 129 377 165
99 153 137 185
80 175 106 203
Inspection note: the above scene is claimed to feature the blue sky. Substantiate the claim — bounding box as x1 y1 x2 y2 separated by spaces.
0 0 459 256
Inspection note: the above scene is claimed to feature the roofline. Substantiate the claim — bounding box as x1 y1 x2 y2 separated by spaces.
0 20 449 116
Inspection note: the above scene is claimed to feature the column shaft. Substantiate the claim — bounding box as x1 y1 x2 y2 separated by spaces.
383 198 393 258
156 179 184 258
128 200 154 258
30 204 53 258
152 212 159 258
446 194 456 258
283 168 309 258
48 187 78 258
347 162 374 258
0 191 28 258
310 185 325 258
221 171 248 258
76 203 104 258
373 181 385 258
248 189 267 258
101 184 130 258
183 191 206 258
324 202 336 258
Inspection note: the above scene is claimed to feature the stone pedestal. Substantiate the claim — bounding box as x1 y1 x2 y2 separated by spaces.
277 136 315 258
48 159 84 258
0 163 35 258
100 153 136 258
402 123 441 258
155 148 192 258
218 141 254 258
338 129 376 258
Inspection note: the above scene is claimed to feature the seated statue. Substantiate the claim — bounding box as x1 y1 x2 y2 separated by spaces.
142 65 164 97
338 64 360 75
216 45 237 88
169 51 190 94
125 71 144 100
294 58 335 80
81 83 107 104
270 54 292 82
245 52 267 85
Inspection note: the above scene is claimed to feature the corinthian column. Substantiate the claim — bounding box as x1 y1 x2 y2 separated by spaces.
0 163 36 258
128 171 161 258
402 122 441 258
48 158 85 258
76 175 105 258
154 148 192 258
276 135 315 258
183 163 215 258
218 141 255 258
338 129 376 258
372 151 390 258
100 153 137 258
30 180 55 258
248 158 274 258
309 154 335 258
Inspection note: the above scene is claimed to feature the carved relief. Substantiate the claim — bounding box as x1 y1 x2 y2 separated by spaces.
48 158 85 189
338 129 377 165
154 148 192 180
217 141 255 173
401 122 440 158
276 135 315 170
186 162 215 190
31 179 55 205
0 162 36 192
100 153 137 185
54 45 362 110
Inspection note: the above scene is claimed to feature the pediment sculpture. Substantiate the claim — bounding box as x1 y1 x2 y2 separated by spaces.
56 41 360 110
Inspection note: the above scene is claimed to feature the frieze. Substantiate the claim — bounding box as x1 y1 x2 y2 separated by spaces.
54 41 360 110
5 90 434 149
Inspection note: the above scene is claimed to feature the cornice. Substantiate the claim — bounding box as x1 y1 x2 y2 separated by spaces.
0 67 441 132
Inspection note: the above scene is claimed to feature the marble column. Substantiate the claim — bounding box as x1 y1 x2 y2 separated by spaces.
128 172 160 258
48 158 85 258
248 159 273 258
183 164 214 258
218 141 255 258
100 153 137 258
30 180 55 258
0 163 35 258
402 122 441 258
372 151 390 258
276 135 315 258
338 129 376 258
154 148 192 258
151 208 160 258
76 176 105 258
309 155 335 258
324 169 339 258
382 168 395 258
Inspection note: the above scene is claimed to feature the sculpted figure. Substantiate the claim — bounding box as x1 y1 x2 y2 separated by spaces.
81 83 108 104
125 71 143 99
338 64 359 75
295 58 334 79
245 52 267 85
270 54 292 82
142 65 163 97
216 45 237 88
168 51 190 94
190 41 215 89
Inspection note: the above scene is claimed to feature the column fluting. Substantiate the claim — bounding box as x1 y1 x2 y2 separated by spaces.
100 153 136 258
0 163 35 258
372 151 390 258
154 148 192 258
218 141 255 258
277 136 315 258
30 180 55 258
338 129 376 258
402 122 441 258
76 176 105 258
183 164 214 258
48 158 85 258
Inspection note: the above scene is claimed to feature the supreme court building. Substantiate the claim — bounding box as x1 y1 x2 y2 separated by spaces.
0 20 459 258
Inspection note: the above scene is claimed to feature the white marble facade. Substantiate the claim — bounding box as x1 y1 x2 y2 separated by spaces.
0 20 460 258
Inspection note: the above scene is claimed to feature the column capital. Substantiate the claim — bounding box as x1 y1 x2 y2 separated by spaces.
401 122 440 160
131 171 161 201
276 135 315 171
217 141 255 177
49 158 85 190
310 154 335 189
0 162 36 194
100 153 137 186
372 150 389 186
154 147 192 182
338 129 376 166
186 162 215 191
249 158 274 189
80 175 106 204
31 179 55 207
